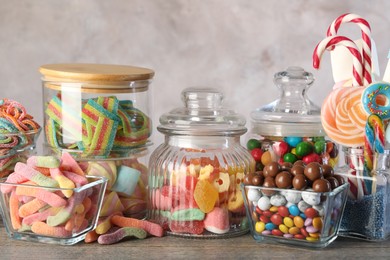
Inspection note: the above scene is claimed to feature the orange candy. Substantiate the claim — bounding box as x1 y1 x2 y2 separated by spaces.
194 180 218 213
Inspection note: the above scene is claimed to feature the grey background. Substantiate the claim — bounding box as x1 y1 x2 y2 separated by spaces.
1 1 389 151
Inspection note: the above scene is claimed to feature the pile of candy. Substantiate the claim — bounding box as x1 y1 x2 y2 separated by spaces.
247 137 339 172
150 155 247 236
0 153 163 244
244 183 347 243
0 98 41 178
45 95 151 157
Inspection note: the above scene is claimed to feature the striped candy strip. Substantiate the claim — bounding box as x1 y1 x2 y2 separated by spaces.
85 117 118 157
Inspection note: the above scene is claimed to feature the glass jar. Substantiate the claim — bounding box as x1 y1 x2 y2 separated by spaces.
148 87 255 238
40 63 154 158
336 148 390 241
247 66 339 172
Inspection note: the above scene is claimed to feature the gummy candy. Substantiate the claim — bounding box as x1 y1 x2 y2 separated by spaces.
169 220 205 235
194 180 218 213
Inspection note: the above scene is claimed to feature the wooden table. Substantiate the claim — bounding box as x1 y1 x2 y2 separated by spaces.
1 226 389 260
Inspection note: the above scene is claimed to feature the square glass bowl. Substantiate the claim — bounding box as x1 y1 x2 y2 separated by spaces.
242 183 348 248
0 128 41 178
0 176 107 245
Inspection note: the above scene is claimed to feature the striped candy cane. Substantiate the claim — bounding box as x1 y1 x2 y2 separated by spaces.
313 35 363 87
326 13 372 85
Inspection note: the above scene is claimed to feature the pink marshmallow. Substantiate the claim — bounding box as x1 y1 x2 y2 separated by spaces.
203 207 230 234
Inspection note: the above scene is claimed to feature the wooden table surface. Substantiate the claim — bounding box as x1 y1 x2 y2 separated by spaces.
1 225 390 260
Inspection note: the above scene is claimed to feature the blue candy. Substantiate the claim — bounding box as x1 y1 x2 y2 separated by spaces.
284 136 303 148
265 223 276 231
288 205 300 216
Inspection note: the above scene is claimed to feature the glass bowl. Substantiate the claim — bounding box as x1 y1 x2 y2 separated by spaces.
0 128 41 178
0 176 107 245
242 183 348 248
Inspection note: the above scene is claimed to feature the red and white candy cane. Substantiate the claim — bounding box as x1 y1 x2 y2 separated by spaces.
313 35 363 87
327 13 372 85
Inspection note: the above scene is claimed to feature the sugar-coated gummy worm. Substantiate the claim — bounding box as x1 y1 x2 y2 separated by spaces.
1 172 29 194
49 168 75 198
22 206 62 226
10 190 22 230
85 230 99 243
18 198 47 218
15 183 67 208
27 156 61 169
97 227 147 245
15 162 58 188
31 221 72 238
95 211 123 235
111 215 164 237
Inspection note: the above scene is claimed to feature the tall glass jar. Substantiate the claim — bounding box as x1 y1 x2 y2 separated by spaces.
148 87 255 238
40 63 154 219
247 67 339 172
336 148 390 241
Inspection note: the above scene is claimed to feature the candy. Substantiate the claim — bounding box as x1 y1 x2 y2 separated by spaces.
326 13 373 85
85 161 117 189
362 83 390 119
15 162 58 188
364 114 385 176
171 208 205 221
31 221 72 238
97 227 147 245
194 180 218 213
18 198 47 218
313 35 363 87
169 220 204 235
100 191 125 217
15 182 67 207
27 156 61 169
111 165 140 196
111 215 164 237
49 168 75 198
203 207 229 234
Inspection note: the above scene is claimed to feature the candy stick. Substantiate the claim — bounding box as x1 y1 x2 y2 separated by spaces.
327 13 372 85
313 35 363 87
10 190 22 229
15 183 67 207
49 168 75 198
111 215 164 237
14 162 58 188
97 227 147 245
364 114 385 172
18 198 47 218
31 221 72 238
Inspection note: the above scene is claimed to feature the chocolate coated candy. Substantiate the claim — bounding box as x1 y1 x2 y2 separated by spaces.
321 164 334 178
263 162 280 178
275 171 292 189
312 179 331 192
292 174 307 190
290 165 304 176
304 162 323 182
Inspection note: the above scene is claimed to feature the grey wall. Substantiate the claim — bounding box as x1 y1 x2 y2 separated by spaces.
1 0 389 150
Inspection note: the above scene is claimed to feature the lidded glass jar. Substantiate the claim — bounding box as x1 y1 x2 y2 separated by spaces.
247 66 339 173
148 87 255 238
40 63 154 219
40 63 154 159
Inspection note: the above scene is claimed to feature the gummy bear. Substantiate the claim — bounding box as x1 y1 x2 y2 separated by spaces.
194 179 218 213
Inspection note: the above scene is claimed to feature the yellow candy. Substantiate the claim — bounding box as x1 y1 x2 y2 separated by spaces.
194 180 218 213
283 217 294 228
306 236 319 242
255 221 265 233
293 216 304 228
269 206 278 212
261 151 275 166
279 224 289 234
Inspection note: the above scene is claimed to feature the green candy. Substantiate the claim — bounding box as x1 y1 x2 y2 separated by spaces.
314 140 326 154
246 139 261 151
295 142 313 157
283 153 298 163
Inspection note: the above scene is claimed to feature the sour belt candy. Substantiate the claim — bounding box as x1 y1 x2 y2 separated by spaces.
45 96 151 157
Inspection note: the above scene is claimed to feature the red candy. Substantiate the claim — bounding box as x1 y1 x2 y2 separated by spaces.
272 229 283 236
170 220 205 235
278 206 289 217
270 214 283 226
260 215 270 223
251 148 264 162
304 207 318 219
274 141 289 157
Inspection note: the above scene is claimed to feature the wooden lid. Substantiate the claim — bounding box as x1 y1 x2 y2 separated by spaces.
39 63 154 82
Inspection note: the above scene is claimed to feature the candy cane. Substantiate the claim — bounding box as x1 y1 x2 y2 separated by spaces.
326 13 372 85
313 35 363 87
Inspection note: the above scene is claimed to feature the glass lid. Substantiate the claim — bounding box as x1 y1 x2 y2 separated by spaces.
158 87 247 136
250 66 324 137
